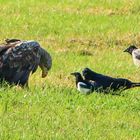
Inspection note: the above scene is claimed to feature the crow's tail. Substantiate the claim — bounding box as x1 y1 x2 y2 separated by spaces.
132 83 140 87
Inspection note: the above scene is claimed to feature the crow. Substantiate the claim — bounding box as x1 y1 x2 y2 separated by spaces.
82 68 140 92
71 72 98 94
124 45 140 67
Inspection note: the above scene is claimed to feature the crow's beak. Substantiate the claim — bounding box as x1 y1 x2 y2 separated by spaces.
123 48 128 52
71 72 76 76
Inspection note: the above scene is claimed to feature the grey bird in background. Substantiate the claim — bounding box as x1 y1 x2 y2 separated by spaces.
124 45 140 67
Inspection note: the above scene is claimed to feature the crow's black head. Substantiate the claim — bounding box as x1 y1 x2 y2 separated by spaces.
124 45 137 55
82 68 94 80
71 72 82 78
71 72 84 83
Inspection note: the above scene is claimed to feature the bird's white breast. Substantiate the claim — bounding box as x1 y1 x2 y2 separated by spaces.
77 82 92 94
132 49 140 67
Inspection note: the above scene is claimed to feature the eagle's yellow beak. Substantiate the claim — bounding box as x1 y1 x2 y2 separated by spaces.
42 71 48 78
40 65 48 78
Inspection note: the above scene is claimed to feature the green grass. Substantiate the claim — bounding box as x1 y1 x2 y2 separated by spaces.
1 0 140 139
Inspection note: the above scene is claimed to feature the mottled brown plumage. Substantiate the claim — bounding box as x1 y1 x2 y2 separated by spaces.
0 39 52 87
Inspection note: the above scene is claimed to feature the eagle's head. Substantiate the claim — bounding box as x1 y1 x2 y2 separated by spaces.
39 48 52 78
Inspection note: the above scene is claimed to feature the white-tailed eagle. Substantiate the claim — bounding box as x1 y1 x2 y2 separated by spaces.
0 39 52 87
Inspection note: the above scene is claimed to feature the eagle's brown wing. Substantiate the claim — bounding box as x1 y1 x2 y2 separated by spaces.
5 38 21 44
0 38 21 55
0 41 41 86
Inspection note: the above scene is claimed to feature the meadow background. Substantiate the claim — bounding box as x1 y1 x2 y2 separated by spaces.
0 0 140 139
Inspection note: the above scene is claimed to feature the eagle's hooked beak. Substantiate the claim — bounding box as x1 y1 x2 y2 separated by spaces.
42 71 48 78
40 65 48 78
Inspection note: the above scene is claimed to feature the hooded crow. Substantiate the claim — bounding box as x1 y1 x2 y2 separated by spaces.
71 72 98 94
82 68 140 92
124 45 140 67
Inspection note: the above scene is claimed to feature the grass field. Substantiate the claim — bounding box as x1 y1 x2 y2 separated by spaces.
1 0 140 139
